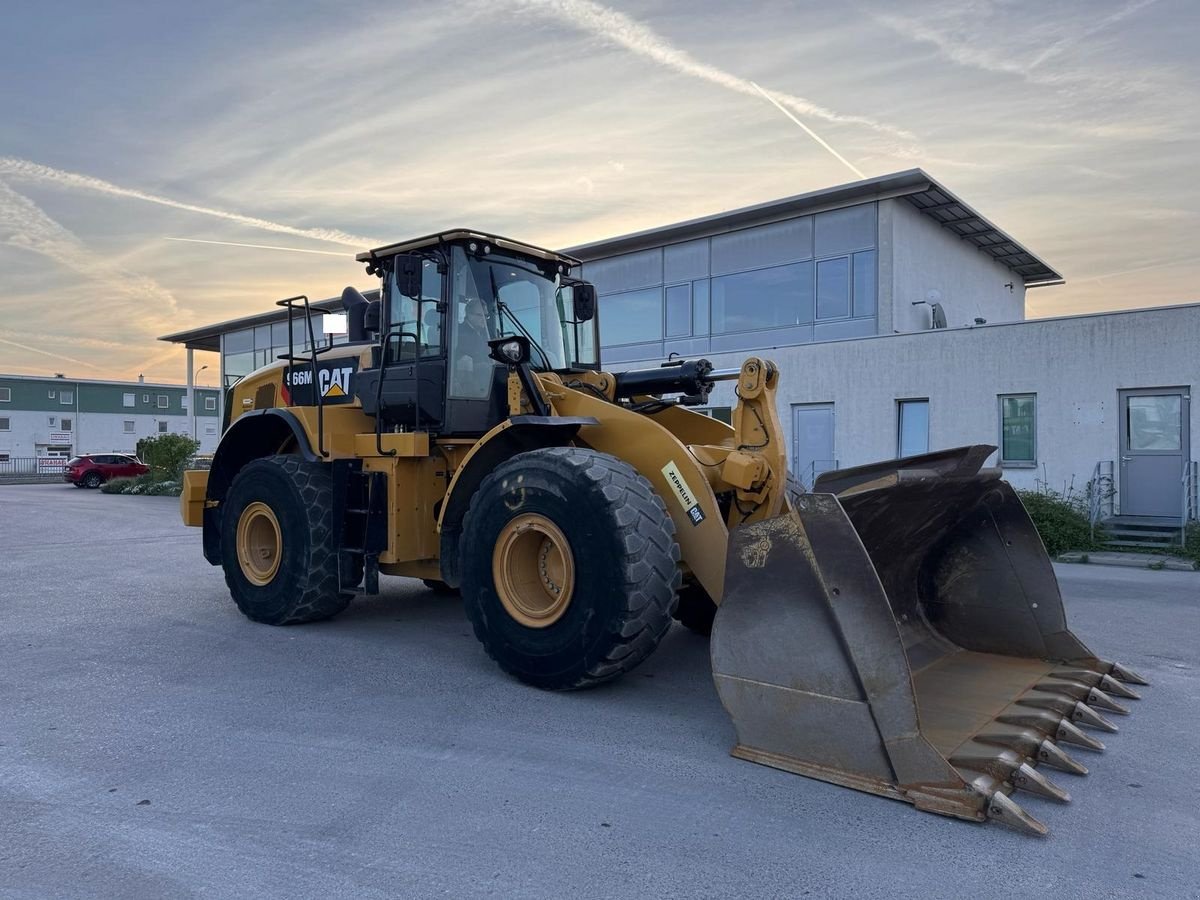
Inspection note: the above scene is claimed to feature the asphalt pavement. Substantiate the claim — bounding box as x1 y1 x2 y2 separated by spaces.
2 484 1198 899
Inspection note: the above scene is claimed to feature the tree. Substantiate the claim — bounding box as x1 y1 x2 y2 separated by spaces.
136 433 201 481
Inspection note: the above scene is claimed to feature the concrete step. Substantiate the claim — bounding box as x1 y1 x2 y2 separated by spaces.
1104 539 1183 549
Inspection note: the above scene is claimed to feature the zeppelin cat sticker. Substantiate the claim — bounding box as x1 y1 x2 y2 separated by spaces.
661 460 706 526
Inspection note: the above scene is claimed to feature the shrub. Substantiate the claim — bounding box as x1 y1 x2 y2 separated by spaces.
1016 486 1102 557
100 477 136 494
136 433 201 481
1183 523 1200 566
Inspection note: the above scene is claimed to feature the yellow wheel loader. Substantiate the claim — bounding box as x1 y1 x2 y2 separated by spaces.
181 230 1146 835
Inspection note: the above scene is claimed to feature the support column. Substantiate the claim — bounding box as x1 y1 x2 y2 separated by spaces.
187 347 196 442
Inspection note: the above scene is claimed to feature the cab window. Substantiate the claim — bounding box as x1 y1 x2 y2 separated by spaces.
387 259 444 363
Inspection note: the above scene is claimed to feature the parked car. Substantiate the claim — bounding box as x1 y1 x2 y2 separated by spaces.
64 453 149 488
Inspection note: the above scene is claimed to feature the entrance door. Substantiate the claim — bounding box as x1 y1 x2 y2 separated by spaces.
791 403 835 489
1119 388 1190 518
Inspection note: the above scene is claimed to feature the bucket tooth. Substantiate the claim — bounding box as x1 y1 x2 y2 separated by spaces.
998 709 1067 738
1086 687 1130 715
1070 701 1120 733
987 791 1048 836
1011 762 1071 802
1107 660 1149 686
1056 718 1106 752
1036 739 1088 775
1099 674 1141 700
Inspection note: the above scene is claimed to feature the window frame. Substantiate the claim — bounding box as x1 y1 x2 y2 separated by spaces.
204 396 217 411
123 392 136 408
60 390 74 405
158 420 169 433
0 416 9 431
896 398 930 458
60 417 73 432
998 393 1037 467
157 394 169 409
0 387 10 402
123 420 136 434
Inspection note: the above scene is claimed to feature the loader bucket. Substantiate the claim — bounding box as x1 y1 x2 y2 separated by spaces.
711 446 1147 835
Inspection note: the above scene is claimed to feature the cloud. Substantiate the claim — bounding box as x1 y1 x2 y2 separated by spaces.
0 180 182 326
0 157 381 248
0 335 104 370
163 237 351 257
501 0 917 151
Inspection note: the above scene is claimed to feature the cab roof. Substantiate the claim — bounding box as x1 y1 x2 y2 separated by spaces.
355 230 581 268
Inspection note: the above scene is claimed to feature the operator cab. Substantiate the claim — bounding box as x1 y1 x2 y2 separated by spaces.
353 231 599 436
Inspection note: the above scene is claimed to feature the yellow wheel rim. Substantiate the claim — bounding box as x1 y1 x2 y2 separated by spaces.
492 513 575 628
236 501 283 586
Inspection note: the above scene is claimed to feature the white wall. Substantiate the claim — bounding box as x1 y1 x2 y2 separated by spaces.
0 411 217 457
700 303 1200 505
885 198 1028 334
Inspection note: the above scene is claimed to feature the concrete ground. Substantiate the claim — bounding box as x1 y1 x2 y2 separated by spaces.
1 484 1198 900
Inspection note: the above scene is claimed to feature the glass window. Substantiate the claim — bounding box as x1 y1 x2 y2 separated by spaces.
0 387 9 402
692 280 710 336
271 321 290 348
224 328 254 354
703 406 733 425
61 418 72 431
599 287 663 346
852 250 877 318
711 218 813 275
123 420 135 434
1000 394 1036 464
388 258 444 363
158 421 168 433
898 400 930 458
665 284 692 338
205 424 217 435
181 395 188 410
123 392 135 407
0 417 9 431
815 204 876 256
60 390 74 405
205 397 217 411
1128 395 1182 451
711 261 813 334
664 239 709 282
254 325 272 350
581 248 662 294
157 395 169 409
816 257 850 320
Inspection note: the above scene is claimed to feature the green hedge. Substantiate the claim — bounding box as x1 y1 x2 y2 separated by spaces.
1184 523 1200 565
1016 487 1103 557
99 473 182 497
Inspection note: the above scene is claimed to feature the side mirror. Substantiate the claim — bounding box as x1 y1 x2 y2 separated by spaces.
363 300 381 333
573 282 597 322
392 253 423 298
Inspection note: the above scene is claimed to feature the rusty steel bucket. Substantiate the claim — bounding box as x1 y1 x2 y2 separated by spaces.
711 446 1147 835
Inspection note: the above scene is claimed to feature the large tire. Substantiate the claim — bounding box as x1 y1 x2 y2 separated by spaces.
84 471 103 489
423 578 458 595
221 456 351 625
461 447 681 690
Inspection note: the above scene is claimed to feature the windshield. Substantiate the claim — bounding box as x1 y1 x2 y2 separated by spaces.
451 246 594 373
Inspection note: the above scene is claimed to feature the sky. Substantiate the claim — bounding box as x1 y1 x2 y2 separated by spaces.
1 0 1197 383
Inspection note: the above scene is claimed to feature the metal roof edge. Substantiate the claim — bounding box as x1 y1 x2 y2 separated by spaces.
0 372 224 390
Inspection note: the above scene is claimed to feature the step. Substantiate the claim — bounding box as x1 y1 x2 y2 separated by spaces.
1105 529 1180 541
1103 539 1184 549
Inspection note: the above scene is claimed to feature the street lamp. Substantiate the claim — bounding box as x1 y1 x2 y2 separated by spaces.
191 365 208 441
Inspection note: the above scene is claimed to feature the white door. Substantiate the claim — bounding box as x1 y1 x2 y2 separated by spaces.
791 403 835 489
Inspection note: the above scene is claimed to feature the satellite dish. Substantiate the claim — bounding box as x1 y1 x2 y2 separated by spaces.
930 302 948 329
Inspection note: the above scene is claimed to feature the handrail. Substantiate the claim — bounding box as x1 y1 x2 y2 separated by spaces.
1088 460 1115 540
1182 460 1198 544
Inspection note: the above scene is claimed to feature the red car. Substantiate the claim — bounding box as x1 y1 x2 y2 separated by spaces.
64 453 149 488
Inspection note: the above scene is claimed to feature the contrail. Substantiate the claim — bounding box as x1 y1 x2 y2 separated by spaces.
165 237 352 257
0 335 104 370
0 157 380 248
505 0 914 147
1073 255 1200 284
749 81 865 179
